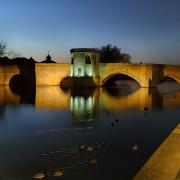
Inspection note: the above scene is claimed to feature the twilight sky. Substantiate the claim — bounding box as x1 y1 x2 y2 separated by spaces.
0 0 180 63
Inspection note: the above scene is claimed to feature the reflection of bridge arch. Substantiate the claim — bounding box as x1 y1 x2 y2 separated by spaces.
101 88 150 111
101 72 142 87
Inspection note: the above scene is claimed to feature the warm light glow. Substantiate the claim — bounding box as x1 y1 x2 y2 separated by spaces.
70 51 99 77
2 85 180 120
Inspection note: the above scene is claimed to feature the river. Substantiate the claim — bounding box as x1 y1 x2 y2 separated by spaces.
0 80 179 179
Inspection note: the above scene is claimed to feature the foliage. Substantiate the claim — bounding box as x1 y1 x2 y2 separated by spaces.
99 44 131 63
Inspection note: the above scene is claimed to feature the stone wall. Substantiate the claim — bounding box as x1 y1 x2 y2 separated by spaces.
0 65 20 85
35 63 70 86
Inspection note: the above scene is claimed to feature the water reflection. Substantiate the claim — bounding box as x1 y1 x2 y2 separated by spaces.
35 82 180 113
0 81 180 179
105 80 140 96
102 87 164 111
36 86 70 110
1 81 180 116
0 86 20 105
70 88 99 122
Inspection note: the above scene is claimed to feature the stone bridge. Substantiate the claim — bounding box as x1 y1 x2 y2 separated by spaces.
0 63 70 86
99 63 180 87
0 62 180 88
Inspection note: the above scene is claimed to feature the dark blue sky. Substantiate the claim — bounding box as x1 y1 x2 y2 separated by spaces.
0 0 180 63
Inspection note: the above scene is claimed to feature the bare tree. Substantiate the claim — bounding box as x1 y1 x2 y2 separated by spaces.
0 42 7 57
0 41 21 58
7 50 21 59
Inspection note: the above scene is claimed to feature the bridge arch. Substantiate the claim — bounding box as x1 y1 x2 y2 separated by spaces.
9 74 29 94
101 72 142 87
59 75 71 90
159 75 180 84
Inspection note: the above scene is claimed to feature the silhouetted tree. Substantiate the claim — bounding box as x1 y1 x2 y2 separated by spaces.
0 41 21 58
7 50 21 59
99 44 131 63
0 42 7 57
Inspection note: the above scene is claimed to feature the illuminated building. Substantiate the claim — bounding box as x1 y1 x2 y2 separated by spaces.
70 48 100 77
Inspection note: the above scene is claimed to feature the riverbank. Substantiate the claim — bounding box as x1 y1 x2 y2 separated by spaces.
134 123 180 180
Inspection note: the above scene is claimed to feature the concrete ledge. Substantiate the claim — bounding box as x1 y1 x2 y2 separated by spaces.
134 124 180 180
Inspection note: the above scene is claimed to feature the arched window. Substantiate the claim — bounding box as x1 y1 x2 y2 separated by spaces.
71 58 74 64
85 55 91 64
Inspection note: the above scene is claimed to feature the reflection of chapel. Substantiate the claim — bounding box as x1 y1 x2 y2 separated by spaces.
41 54 56 63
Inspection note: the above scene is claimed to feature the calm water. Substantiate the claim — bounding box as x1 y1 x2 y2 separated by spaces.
0 81 180 180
